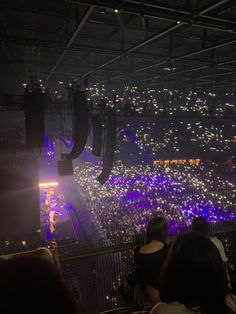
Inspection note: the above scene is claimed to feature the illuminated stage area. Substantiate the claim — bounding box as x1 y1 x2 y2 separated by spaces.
40 181 65 239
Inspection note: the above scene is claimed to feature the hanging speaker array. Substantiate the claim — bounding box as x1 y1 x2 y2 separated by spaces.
66 89 89 160
24 89 45 149
96 108 117 185
57 87 117 183
91 115 103 157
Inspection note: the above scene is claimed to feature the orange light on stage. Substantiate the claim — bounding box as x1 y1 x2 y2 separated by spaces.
38 182 58 188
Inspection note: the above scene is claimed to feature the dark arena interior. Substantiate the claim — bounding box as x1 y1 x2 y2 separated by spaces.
0 1 236 313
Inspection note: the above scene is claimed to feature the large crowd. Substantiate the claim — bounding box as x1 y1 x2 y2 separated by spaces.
117 119 236 157
74 161 236 242
85 85 236 157
87 84 236 117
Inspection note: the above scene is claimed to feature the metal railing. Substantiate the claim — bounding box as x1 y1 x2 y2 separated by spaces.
60 243 135 314
59 226 236 314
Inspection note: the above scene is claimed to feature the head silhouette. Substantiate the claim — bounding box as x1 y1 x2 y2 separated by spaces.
160 232 229 314
0 256 77 314
191 216 209 236
145 217 168 244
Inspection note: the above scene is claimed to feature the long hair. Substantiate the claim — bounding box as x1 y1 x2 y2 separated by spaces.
145 217 168 244
160 232 230 314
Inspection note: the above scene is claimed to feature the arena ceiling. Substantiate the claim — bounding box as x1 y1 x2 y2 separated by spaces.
1 0 236 92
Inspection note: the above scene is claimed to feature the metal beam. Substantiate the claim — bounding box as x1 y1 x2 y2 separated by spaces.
126 0 234 21
198 0 231 15
4 0 235 26
98 15 136 50
125 0 191 15
78 22 183 79
138 57 236 83
0 34 168 62
72 0 235 81
65 0 236 32
100 37 236 82
4 34 236 69
46 6 94 81
6 33 234 84
174 38 236 60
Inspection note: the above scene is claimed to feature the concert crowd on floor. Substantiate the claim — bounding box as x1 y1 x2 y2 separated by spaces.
74 161 236 243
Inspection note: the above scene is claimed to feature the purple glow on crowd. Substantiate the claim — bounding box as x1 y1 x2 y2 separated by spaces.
74 162 236 239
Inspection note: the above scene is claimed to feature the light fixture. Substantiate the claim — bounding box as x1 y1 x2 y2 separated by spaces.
39 182 58 187
114 8 119 13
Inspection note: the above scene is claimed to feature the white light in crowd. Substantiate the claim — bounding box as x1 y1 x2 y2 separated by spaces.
39 182 59 187
59 81 63 85
114 8 119 13
22 83 27 88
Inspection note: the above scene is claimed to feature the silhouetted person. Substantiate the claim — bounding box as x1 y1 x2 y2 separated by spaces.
134 217 169 308
151 232 236 314
0 256 77 314
192 216 228 263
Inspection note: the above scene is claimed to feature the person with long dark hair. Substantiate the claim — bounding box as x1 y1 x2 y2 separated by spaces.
151 232 236 314
134 217 169 308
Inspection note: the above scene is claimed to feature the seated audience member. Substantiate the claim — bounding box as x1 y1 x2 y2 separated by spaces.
192 216 228 262
151 232 236 314
0 256 77 314
192 216 235 290
134 217 169 307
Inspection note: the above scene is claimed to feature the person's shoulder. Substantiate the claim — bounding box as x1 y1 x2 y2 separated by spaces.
151 302 197 314
210 236 222 244
226 294 236 313
210 236 228 262
210 237 225 251
138 244 149 254
138 242 165 254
